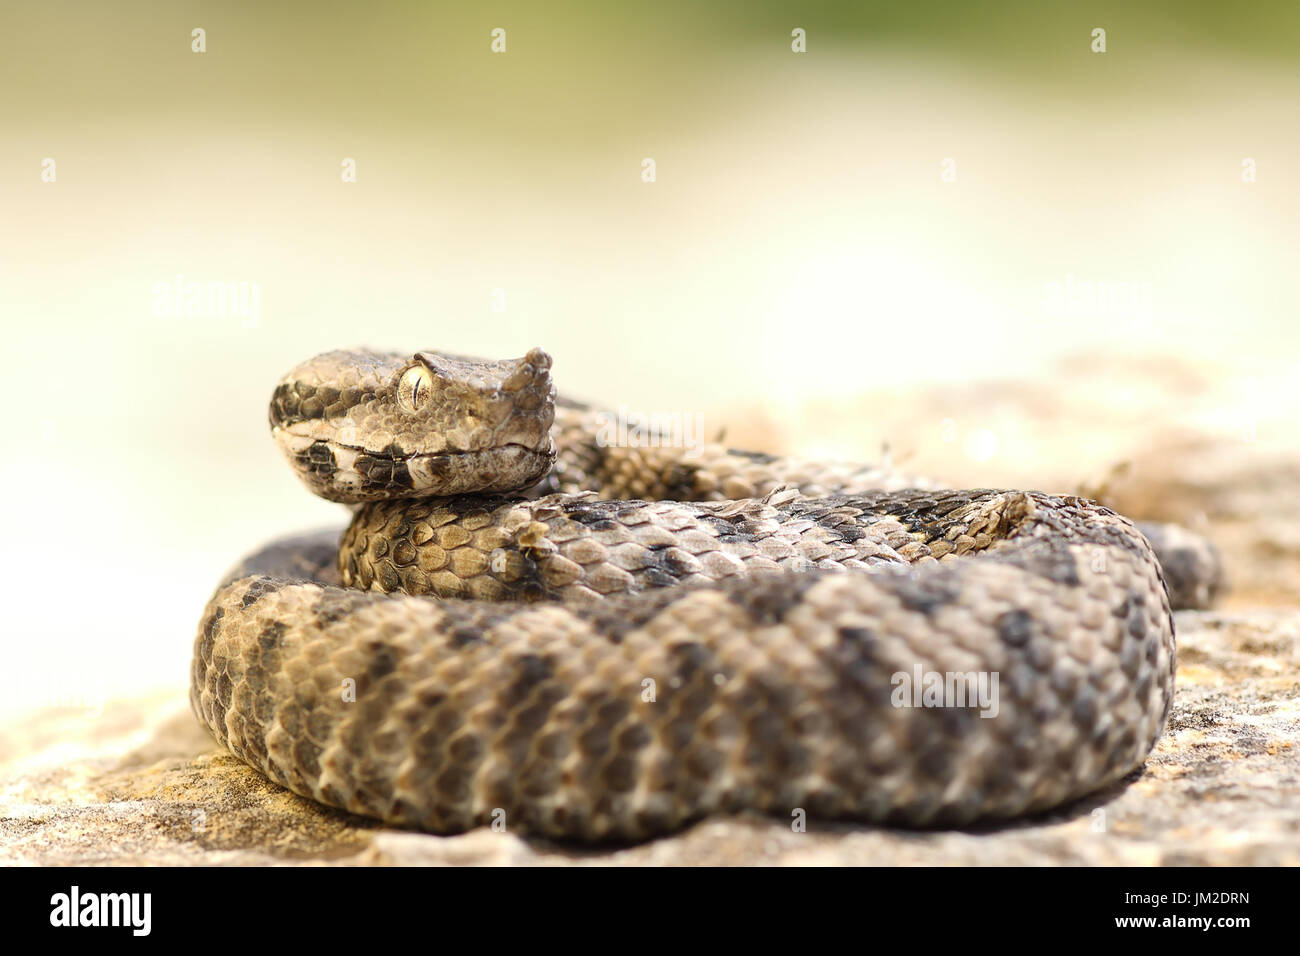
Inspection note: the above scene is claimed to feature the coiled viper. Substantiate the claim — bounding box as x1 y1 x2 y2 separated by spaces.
190 348 1214 841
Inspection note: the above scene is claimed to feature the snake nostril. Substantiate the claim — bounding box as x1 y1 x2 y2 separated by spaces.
524 347 552 371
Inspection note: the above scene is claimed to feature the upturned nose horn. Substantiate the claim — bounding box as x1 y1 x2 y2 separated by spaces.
503 348 552 392
523 347 552 372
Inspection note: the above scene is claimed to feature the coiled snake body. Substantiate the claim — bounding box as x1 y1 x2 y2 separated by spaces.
191 348 1200 841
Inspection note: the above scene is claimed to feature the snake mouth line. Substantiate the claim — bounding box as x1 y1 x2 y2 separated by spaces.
279 429 557 502
314 437 551 462
272 423 551 462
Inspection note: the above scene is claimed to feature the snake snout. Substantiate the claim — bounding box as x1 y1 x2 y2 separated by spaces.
502 348 553 394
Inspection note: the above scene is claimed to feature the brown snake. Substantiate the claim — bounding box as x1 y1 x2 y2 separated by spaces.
190 348 1216 841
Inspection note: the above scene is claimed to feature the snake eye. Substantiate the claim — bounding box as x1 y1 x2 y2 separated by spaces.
397 364 433 412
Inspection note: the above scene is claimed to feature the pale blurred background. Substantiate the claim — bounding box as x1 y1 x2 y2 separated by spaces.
2 2 1297 721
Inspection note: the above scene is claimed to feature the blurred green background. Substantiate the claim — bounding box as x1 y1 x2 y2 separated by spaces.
2 1 1297 715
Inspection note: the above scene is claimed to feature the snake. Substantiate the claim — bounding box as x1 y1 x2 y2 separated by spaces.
190 347 1221 841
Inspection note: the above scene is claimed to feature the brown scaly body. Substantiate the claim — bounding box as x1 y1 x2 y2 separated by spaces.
191 348 1190 841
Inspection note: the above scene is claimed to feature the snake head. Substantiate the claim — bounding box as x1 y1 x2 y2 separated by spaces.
269 347 557 503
